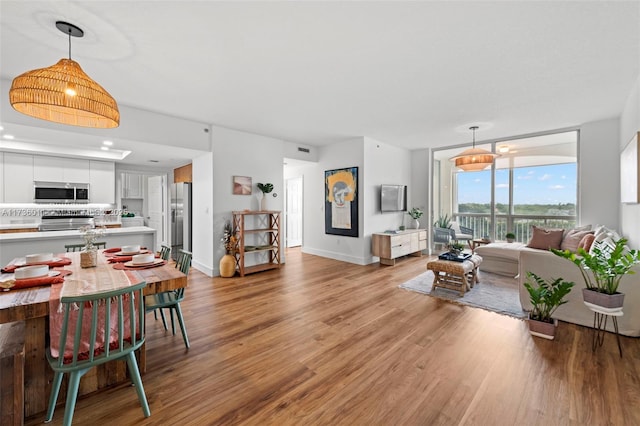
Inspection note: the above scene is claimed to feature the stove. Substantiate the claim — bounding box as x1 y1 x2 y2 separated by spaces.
38 215 95 231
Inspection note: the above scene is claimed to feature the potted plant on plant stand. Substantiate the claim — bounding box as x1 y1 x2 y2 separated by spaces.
552 238 640 309
257 182 274 211
523 272 574 340
505 232 516 243
407 207 423 229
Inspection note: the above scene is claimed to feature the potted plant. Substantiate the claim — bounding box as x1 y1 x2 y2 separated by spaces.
434 213 451 229
523 272 574 340
505 232 516 243
257 182 274 210
448 241 465 256
219 221 237 277
552 238 640 309
407 207 423 229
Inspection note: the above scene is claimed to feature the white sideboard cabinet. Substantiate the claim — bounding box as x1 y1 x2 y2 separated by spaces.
371 229 427 265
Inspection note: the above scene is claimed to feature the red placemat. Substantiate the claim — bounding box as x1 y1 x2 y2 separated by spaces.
1 257 72 273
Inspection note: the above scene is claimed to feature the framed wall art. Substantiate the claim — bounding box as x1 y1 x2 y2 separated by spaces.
621 131 639 204
233 176 252 195
324 167 358 237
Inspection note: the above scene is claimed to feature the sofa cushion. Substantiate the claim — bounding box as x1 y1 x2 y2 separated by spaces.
526 226 564 250
578 233 595 252
561 229 594 252
474 242 526 260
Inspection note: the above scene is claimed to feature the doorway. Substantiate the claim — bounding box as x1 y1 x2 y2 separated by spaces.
285 176 303 247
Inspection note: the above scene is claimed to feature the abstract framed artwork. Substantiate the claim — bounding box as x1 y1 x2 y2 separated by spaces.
325 167 358 237
233 176 252 195
621 131 639 204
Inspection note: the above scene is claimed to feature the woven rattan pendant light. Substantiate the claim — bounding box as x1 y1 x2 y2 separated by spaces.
9 21 119 128
450 126 499 171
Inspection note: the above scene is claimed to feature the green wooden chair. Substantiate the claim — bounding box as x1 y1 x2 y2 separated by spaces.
45 281 150 426
64 241 106 252
153 244 173 328
145 249 191 349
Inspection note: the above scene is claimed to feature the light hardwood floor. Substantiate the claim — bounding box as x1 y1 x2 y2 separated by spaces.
28 248 640 425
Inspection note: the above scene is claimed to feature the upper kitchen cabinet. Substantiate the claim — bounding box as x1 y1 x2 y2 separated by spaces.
121 173 144 199
33 156 90 183
4 153 34 203
90 161 116 204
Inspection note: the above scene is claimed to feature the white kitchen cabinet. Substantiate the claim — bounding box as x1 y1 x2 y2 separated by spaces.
4 153 34 203
33 156 90 183
90 160 115 204
121 173 144 199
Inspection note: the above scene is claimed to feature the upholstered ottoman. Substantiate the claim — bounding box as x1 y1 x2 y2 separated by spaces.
427 254 483 296
474 242 525 276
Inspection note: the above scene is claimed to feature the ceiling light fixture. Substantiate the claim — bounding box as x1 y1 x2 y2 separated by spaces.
9 21 119 128
498 145 510 153
450 126 499 171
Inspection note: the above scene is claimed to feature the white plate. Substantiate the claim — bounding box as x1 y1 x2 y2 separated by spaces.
114 250 149 256
124 259 164 267
19 257 61 266
14 270 60 280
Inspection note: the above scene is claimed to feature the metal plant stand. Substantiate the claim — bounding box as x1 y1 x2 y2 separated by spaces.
584 301 623 357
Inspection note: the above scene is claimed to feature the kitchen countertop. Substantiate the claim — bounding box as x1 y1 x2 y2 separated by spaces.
0 226 155 242
0 221 122 230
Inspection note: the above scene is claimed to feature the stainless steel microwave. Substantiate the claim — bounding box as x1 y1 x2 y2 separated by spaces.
34 182 90 203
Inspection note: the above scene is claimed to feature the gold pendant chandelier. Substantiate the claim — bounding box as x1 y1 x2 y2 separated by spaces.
9 21 119 128
450 126 499 171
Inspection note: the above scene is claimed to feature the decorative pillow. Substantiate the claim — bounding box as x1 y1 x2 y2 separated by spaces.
578 233 595 252
561 229 594 252
526 226 564 250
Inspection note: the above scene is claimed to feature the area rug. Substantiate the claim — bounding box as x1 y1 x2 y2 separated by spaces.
398 270 527 319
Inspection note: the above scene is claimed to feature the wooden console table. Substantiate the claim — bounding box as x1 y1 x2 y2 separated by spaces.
371 229 427 265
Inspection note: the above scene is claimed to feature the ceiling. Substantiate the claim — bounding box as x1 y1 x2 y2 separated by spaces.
1 1 639 168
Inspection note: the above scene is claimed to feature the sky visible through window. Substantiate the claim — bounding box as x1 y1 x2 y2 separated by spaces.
457 163 577 205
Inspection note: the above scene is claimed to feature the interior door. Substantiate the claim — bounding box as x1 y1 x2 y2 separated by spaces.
147 175 165 251
286 176 303 247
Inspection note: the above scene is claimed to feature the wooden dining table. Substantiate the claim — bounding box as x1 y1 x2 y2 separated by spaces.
0 250 187 419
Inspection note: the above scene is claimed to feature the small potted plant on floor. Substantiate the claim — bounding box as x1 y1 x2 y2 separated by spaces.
552 238 640 309
523 272 574 340
505 232 516 243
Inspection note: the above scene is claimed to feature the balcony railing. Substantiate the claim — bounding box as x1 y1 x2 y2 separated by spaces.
452 213 576 243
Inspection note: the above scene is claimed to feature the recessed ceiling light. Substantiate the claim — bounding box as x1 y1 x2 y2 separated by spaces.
3 134 15 140
0 125 4 131
498 145 510 153
148 160 159 163
103 140 113 146
101 146 109 151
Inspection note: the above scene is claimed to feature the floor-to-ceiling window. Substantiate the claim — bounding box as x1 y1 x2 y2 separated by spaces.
432 130 578 247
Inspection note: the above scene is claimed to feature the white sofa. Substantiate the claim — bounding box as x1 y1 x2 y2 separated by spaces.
518 249 640 337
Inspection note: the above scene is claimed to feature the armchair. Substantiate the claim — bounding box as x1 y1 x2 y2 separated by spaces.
433 226 455 248
450 221 474 249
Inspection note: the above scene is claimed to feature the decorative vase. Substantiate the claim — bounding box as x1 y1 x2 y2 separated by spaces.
582 288 624 309
413 219 419 229
528 315 557 340
219 254 236 278
260 195 267 211
80 249 97 268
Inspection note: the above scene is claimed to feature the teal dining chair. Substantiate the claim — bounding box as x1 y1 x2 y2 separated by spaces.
45 281 150 426
153 244 173 328
145 249 191 349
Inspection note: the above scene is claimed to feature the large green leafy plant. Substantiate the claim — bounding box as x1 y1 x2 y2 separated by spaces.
551 238 640 295
524 272 574 323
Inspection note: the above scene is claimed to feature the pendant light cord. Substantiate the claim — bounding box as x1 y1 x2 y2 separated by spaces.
67 29 72 59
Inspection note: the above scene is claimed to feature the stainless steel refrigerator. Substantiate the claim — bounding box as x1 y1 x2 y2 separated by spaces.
171 182 192 260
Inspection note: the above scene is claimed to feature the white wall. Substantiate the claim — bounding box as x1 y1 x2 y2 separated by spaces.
302 137 365 264
620 75 640 248
209 125 285 275
301 136 412 265
579 118 620 229
363 137 412 259
191 152 214 275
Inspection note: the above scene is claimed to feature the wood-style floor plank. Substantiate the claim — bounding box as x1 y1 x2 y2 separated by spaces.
26 248 640 425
